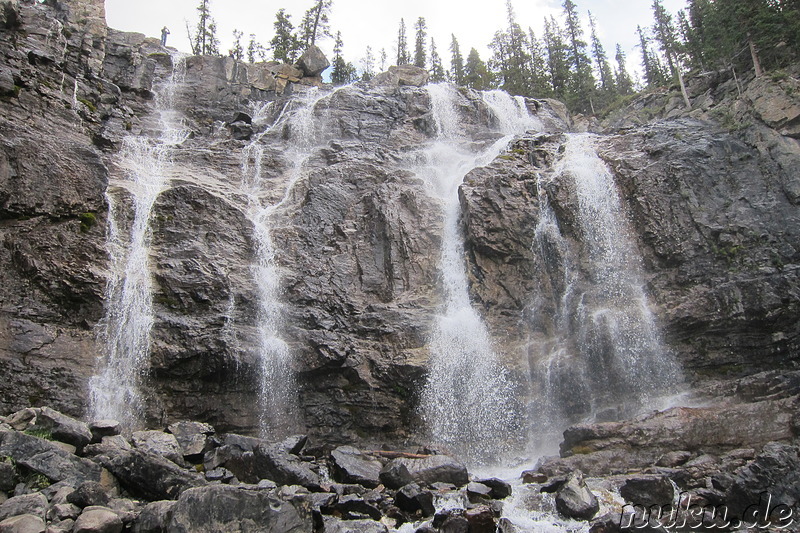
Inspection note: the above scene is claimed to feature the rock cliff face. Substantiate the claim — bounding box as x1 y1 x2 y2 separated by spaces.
1 0 799 458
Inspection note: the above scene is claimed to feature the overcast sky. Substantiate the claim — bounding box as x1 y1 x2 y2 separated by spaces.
106 0 688 80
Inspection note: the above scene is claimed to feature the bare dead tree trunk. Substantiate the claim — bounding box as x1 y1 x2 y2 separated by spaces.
748 32 764 78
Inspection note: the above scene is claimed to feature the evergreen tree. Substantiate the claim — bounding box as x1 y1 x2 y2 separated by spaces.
414 17 428 68
614 44 634 95
247 34 266 63
562 0 595 113
300 0 332 47
543 16 570 98
588 11 615 92
331 31 356 84
491 0 533 96
429 38 446 82
397 19 410 65
450 34 465 85
190 0 219 56
361 45 375 81
270 9 300 63
637 24 666 86
229 30 244 61
527 27 552 97
379 48 387 71
651 0 691 107
464 48 492 90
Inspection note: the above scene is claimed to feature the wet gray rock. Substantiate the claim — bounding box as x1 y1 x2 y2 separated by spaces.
131 431 184 466
88 421 121 443
0 514 46 533
0 461 16 493
100 449 205 501
31 408 92 451
0 431 101 485
0 493 47 522
72 506 123 533
321 516 388 533
130 500 176 533
330 446 382 488
250 444 322 490
555 471 599 521
725 442 800 520
396 455 469 487
67 482 111 509
476 478 512 499
465 506 496 533
168 485 313 533
378 460 413 490
619 475 674 507
395 483 434 516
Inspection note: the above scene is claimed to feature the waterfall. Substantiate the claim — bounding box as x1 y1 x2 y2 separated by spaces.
420 85 540 463
238 87 334 437
529 133 682 446
90 55 189 427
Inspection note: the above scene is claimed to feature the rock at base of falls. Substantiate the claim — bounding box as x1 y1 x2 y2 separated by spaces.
554 471 599 521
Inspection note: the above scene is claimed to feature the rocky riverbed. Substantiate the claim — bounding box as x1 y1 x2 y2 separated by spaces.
1 406 798 532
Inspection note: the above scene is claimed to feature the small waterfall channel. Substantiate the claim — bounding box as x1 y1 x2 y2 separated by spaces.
238 87 340 437
90 55 189 427
529 133 683 448
420 84 541 464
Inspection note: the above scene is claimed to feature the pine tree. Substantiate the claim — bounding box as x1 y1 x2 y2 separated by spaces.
397 19 409 65
562 0 596 113
588 11 615 92
464 48 492 90
527 28 551 97
430 38 446 82
414 17 427 68
495 0 533 96
190 0 219 56
614 44 634 95
229 30 244 61
651 0 690 107
543 16 570 98
270 9 300 63
361 46 375 81
449 34 465 85
247 34 266 63
300 0 332 47
637 24 666 87
331 31 356 84
379 48 387 71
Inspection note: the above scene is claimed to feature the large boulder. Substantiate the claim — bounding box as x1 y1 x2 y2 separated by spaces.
396 455 469 486
168 485 312 532
32 408 92 451
555 471 599 521
131 431 184 466
296 45 329 77
130 501 176 533
330 446 382 488
0 431 101 485
0 514 46 533
372 65 429 87
72 506 123 533
0 493 47 522
100 449 205 501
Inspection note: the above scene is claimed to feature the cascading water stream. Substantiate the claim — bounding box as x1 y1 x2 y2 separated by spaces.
89 55 189 427
420 84 540 463
529 133 682 448
238 87 336 437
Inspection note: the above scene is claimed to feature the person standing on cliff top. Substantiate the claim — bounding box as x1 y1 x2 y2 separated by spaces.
161 26 170 46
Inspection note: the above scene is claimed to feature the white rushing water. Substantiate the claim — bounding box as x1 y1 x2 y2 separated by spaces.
529 133 683 449
90 55 189 427
238 87 336 437
420 84 541 464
